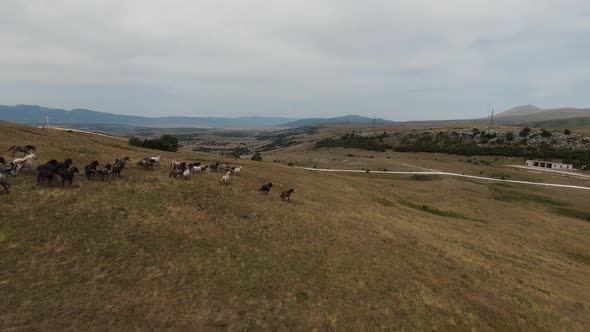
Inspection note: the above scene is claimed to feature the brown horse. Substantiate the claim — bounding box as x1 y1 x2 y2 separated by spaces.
7 145 35 157
280 188 294 201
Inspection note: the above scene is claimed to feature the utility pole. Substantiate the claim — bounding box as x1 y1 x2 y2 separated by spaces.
45 116 51 128
372 115 376 131
489 109 495 128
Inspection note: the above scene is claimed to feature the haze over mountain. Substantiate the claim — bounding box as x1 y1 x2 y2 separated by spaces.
281 115 391 128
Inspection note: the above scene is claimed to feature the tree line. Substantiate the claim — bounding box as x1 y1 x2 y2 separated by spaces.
128 135 179 152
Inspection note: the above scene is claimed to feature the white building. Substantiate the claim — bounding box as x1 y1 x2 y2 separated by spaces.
525 160 574 171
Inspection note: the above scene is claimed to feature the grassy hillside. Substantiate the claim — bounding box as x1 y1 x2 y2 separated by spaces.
1 121 590 330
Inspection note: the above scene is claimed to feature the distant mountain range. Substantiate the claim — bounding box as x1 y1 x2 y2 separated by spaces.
0 105 295 127
281 115 391 128
2 104 588 130
0 105 390 128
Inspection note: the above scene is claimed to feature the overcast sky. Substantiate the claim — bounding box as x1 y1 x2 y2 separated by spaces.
1 1 589 120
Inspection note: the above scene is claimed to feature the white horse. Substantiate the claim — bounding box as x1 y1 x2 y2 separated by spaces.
170 160 185 170
11 153 38 174
182 169 192 180
150 155 161 166
191 165 203 174
232 166 242 176
221 171 231 185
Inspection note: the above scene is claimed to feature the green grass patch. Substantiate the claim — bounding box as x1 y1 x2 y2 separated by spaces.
361 192 396 207
552 208 590 222
398 200 477 221
409 174 440 181
493 191 568 207
565 251 590 264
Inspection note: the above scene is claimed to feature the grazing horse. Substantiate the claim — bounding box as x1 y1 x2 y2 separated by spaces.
0 166 18 194
221 171 231 185
259 183 273 195
280 188 295 202
85 160 99 179
182 169 192 180
97 164 112 181
8 145 35 157
11 153 37 174
58 167 79 187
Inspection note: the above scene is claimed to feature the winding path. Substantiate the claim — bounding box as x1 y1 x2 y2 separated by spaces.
298 167 590 191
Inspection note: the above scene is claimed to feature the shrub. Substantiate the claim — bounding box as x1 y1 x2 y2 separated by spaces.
564 129 571 135
315 135 393 152
251 152 262 161
541 129 552 138
519 127 532 137
287 162 295 166
129 137 143 147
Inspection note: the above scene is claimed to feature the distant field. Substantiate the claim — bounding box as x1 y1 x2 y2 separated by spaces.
1 121 590 330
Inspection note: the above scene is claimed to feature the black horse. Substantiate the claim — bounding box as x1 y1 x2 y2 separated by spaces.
259 183 273 195
58 167 79 187
97 164 112 181
85 160 99 179
111 157 130 177
0 165 17 194
37 158 73 185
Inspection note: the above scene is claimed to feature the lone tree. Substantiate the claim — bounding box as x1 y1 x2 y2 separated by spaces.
564 129 572 135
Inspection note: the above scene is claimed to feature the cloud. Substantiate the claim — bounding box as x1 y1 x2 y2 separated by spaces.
0 0 589 120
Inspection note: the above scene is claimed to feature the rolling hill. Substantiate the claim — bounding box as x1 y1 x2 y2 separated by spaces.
495 105 590 124
1 120 590 329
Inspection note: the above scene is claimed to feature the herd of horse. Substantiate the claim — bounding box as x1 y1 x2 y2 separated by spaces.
1 145 295 200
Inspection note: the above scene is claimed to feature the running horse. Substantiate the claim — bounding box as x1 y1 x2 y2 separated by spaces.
7 145 36 157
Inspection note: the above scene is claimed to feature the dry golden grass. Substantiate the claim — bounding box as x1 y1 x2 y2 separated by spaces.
1 121 590 330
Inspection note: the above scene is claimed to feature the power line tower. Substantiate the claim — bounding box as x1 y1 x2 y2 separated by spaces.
488 109 495 128
372 115 376 131
44 115 51 128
